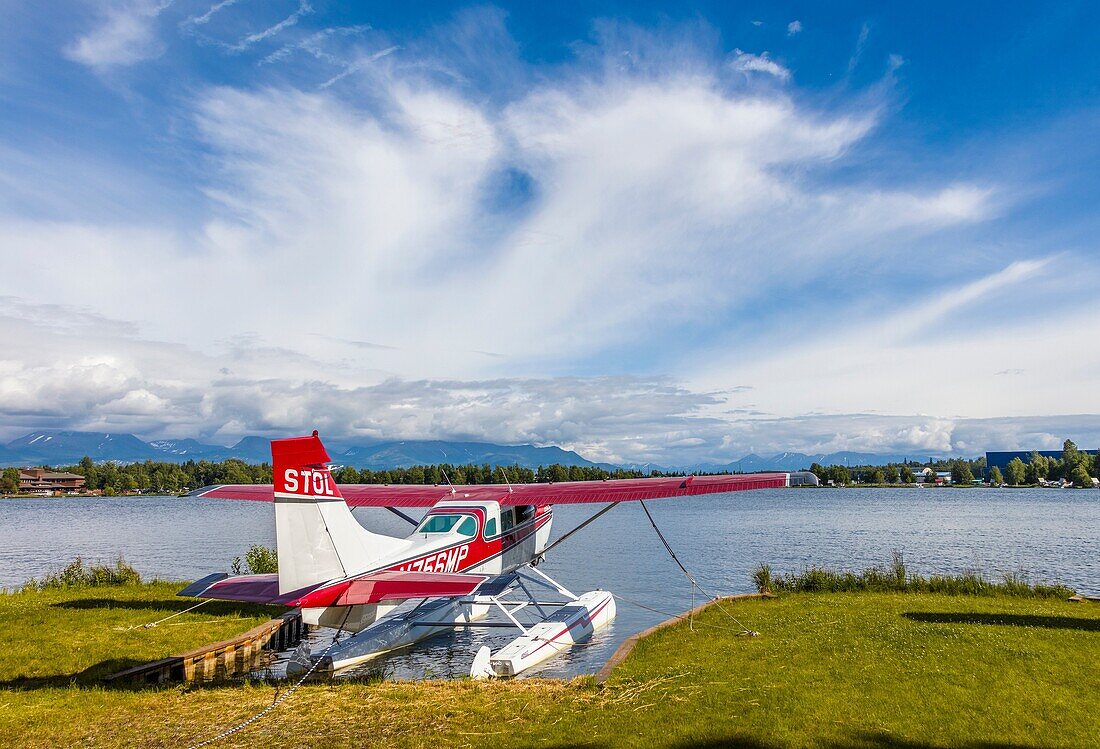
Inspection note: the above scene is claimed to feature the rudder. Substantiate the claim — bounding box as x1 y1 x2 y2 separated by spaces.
272 432 405 594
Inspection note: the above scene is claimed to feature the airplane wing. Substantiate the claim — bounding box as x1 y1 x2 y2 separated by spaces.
187 472 790 507
178 569 489 606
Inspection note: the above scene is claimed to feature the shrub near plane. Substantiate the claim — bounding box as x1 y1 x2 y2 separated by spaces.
181 432 794 678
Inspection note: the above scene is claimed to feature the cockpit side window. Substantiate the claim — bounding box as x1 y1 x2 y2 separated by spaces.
416 514 462 534
483 517 498 538
457 516 478 538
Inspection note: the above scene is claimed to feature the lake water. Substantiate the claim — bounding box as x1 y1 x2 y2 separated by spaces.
1 488 1097 680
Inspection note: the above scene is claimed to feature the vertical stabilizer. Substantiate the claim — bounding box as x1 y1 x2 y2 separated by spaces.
272 432 404 594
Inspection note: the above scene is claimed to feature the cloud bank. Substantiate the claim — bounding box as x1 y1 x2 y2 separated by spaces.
4 9 1096 463
65 0 172 69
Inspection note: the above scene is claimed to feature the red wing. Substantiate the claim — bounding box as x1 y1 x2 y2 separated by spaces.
494 473 788 505
186 484 275 501
187 473 788 507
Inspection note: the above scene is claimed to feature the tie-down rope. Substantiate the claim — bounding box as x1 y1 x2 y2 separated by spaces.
638 500 759 636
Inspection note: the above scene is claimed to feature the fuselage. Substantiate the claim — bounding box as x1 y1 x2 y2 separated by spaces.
384 500 553 577
297 498 553 631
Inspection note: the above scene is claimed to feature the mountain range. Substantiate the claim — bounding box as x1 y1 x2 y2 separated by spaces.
669 451 948 474
0 431 599 470
0 431 951 471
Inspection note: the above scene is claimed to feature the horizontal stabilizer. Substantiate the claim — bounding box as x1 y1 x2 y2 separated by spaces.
289 570 490 608
178 570 490 608
177 573 309 605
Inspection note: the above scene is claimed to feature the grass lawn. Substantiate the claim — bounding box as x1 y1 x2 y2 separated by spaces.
1 587 1097 748
0 582 284 687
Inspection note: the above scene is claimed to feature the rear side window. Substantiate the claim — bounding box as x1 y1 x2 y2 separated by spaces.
457 516 478 538
483 517 498 538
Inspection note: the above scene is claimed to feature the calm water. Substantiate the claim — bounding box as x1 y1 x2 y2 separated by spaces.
1 488 1097 679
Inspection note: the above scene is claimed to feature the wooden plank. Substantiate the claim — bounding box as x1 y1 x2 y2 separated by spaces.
103 657 180 685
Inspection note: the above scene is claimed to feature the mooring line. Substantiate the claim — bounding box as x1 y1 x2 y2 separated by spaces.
638 500 759 636
114 599 211 631
612 592 758 636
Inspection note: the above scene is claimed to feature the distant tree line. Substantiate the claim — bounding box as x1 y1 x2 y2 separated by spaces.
998 440 1098 488
329 463 673 486
806 457 985 486
806 440 1098 488
9 440 1095 495
4 457 672 495
66 456 273 495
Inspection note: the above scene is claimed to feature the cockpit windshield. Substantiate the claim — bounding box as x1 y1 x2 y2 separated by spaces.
416 513 478 537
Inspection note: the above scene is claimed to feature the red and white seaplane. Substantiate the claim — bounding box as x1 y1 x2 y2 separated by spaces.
181 432 801 678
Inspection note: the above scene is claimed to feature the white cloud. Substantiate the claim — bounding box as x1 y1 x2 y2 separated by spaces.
848 22 871 74
731 49 790 81
1 291 1097 463
319 45 399 89
4 19 1086 464
228 0 313 52
260 24 372 66
184 0 240 27
787 20 802 36
689 258 1100 432
65 0 172 69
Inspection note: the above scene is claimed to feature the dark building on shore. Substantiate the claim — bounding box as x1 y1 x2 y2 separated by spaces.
17 468 86 494
986 449 1098 473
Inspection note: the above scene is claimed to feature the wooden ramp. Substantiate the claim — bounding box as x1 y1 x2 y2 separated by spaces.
104 610 305 686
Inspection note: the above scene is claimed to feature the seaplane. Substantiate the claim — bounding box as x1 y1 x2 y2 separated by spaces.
180 432 803 678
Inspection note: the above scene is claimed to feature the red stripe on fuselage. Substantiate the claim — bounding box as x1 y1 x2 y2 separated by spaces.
297 508 554 606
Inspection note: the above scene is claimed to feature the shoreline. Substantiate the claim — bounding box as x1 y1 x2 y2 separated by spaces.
4 483 1097 500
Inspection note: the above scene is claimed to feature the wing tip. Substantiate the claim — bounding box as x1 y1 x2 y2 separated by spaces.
182 485 222 498
177 572 229 597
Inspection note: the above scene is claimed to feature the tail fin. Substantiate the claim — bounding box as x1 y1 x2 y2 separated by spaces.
272 432 405 594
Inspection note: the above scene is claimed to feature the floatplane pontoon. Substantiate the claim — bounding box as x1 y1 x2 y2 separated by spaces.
180 432 794 678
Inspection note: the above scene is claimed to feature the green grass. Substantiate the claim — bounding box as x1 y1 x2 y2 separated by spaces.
754 554 1078 599
0 582 283 687
607 593 1100 748
0 587 1097 748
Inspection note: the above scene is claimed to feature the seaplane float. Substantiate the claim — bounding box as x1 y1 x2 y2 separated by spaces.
180 432 807 678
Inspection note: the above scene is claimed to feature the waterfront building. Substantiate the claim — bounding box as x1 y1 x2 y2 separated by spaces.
17 468 86 495
912 467 951 484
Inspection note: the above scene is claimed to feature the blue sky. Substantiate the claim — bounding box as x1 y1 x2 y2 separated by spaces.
0 1 1097 464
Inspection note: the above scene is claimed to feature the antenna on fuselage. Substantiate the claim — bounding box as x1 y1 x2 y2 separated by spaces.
497 465 515 493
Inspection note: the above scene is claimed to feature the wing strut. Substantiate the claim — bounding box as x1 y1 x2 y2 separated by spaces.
384 505 420 527
537 501 620 560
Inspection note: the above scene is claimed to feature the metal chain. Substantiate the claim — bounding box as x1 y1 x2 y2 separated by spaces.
185 608 351 749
